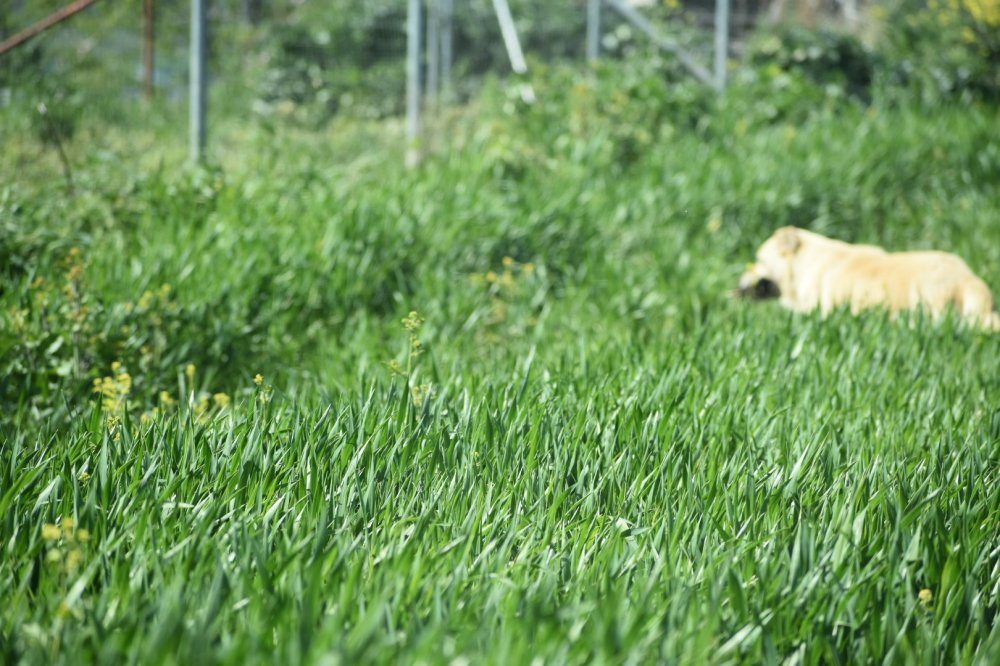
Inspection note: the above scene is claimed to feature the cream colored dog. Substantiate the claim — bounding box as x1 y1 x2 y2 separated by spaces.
735 226 999 330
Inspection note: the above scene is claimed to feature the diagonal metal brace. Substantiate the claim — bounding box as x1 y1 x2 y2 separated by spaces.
0 0 99 57
604 0 715 89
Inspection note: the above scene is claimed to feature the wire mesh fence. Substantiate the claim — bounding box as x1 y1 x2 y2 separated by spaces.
4 0 988 170
1 1 753 164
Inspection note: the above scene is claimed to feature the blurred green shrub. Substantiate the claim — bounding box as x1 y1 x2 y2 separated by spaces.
881 0 1000 102
746 26 876 102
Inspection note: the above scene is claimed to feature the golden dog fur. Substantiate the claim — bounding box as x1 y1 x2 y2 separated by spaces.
736 226 999 330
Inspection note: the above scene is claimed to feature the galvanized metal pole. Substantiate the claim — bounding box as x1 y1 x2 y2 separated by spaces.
714 0 729 93
144 0 154 100
491 0 535 102
440 0 453 99
426 0 440 104
190 0 206 162
586 0 600 62
406 0 422 168
491 0 527 74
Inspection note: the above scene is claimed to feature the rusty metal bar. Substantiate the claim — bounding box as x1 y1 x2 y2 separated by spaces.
0 0 99 57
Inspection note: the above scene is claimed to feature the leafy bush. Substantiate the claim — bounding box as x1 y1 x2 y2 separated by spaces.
746 26 877 102
881 0 1000 103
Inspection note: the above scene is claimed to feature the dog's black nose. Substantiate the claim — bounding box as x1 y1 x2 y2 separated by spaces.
753 278 780 299
732 278 780 300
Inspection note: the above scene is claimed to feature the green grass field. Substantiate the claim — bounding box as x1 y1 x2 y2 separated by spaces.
2 57 1000 664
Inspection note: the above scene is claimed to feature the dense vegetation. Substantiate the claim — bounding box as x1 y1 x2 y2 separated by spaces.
2 1 1000 663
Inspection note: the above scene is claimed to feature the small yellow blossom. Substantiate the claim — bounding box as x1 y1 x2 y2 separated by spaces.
76 529 90 542
254 374 264 386
185 364 196 381
485 271 498 283
65 548 83 574
42 524 61 541
522 262 535 274
213 393 231 409
57 601 77 619
402 311 424 332
502 256 514 267
919 588 933 604
195 395 211 416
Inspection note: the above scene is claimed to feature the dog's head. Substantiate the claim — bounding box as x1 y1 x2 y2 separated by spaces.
732 226 802 300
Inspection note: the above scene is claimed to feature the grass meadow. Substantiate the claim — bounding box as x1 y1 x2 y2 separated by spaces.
2 55 1000 664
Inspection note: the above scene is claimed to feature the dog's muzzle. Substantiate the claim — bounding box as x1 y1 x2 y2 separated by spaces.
731 265 780 300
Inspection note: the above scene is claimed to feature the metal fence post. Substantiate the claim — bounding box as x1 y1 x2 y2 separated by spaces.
440 0 453 99
426 0 440 104
586 0 600 62
406 0 422 168
492 0 535 102
144 0 155 100
190 0 206 162
714 0 729 93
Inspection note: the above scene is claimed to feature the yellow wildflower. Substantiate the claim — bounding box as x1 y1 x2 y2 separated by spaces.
402 311 423 332
185 364 196 381
65 548 83 574
254 374 264 386
502 256 514 267
213 393 231 409
42 524 61 541
919 588 933 604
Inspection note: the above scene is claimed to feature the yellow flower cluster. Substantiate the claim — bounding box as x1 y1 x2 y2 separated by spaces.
62 247 84 302
384 313 432 408
190 391 233 422
41 517 90 575
402 311 425 359
470 256 536 291
253 373 272 405
470 257 540 337
410 383 432 409
964 0 1000 25
93 362 132 414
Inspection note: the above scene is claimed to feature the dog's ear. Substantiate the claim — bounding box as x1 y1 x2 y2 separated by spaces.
776 227 801 256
